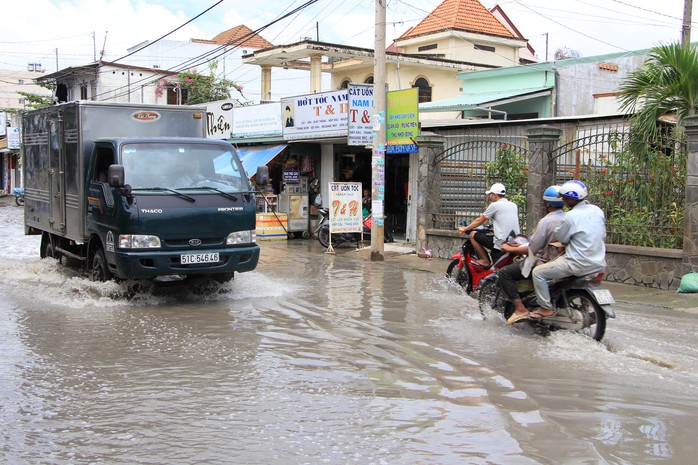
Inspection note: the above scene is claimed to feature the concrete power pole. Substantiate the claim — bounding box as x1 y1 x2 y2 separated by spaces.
371 0 387 261
682 0 693 48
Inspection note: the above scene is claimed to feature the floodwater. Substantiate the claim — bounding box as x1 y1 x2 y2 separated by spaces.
1 201 698 464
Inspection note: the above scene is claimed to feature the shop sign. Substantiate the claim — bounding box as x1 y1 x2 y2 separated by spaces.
282 90 349 141
328 182 362 233
7 127 20 150
283 169 300 184
204 98 237 139
347 84 374 146
386 88 419 154
231 102 283 138
0 113 6 136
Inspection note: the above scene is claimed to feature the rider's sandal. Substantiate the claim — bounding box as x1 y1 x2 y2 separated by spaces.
506 312 530 325
529 309 556 319
470 260 491 268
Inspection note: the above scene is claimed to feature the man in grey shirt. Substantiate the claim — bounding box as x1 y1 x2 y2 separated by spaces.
531 180 606 319
497 186 565 325
458 182 520 267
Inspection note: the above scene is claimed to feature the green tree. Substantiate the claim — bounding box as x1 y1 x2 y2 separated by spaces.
617 43 698 141
15 81 55 109
156 60 244 105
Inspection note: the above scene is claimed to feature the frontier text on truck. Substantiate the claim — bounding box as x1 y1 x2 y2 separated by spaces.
22 101 268 282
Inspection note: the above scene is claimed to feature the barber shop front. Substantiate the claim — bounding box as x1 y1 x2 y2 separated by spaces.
228 87 417 242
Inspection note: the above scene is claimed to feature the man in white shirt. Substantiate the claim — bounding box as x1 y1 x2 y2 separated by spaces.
530 180 607 319
458 182 520 267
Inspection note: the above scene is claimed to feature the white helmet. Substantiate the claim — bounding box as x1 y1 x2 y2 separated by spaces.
485 182 506 195
559 180 588 200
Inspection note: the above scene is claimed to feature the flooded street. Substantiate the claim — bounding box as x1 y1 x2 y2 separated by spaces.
1 202 698 464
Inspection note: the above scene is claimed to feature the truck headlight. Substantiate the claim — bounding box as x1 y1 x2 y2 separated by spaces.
119 234 161 249
227 230 255 245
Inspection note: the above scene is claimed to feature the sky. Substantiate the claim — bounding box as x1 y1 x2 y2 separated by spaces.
1 0 694 74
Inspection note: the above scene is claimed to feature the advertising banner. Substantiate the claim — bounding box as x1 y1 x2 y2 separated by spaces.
231 102 283 138
7 127 20 150
347 84 374 146
282 90 349 140
204 98 236 139
386 87 419 154
328 182 362 233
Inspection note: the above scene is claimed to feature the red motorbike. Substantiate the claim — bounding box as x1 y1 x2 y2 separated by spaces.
446 226 527 295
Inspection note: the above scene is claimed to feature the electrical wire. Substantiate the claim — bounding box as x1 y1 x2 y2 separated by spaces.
87 0 320 101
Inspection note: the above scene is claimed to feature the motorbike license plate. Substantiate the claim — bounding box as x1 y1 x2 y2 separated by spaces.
591 288 615 305
181 252 219 264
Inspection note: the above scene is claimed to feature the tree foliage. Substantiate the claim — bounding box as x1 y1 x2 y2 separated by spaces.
156 60 244 105
617 43 698 141
14 81 55 110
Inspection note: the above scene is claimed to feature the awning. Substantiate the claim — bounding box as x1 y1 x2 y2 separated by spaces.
237 144 288 178
419 87 553 113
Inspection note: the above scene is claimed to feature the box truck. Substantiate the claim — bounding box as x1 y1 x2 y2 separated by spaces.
22 101 268 282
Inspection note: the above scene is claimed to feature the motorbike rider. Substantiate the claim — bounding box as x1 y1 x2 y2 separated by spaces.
458 182 520 267
530 180 607 319
497 186 566 325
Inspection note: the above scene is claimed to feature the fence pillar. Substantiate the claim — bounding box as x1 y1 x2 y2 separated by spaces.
525 126 563 232
681 116 698 275
415 132 446 251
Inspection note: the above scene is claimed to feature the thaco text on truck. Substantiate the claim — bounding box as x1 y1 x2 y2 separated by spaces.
22 101 268 282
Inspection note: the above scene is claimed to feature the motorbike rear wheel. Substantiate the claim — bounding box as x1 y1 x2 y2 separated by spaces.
446 259 470 291
318 228 341 248
15 196 25 206
565 290 607 341
477 276 507 319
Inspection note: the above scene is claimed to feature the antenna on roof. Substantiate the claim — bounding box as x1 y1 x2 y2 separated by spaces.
99 31 109 61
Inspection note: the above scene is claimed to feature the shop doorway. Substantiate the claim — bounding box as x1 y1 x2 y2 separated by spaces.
334 147 410 240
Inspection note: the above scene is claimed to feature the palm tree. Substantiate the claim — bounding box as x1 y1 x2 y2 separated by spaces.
618 43 698 141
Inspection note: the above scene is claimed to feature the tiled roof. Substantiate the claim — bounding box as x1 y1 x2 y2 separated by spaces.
192 25 273 49
400 0 515 40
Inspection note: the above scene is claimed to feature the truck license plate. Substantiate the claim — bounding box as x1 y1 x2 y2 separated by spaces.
591 288 615 305
181 252 219 264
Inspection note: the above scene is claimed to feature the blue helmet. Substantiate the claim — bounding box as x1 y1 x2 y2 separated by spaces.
559 180 588 200
543 185 565 207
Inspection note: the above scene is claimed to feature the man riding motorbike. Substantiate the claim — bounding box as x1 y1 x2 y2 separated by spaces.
498 186 566 325
530 180 607 320
458 182 520 267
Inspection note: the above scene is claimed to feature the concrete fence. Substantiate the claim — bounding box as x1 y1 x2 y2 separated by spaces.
415 117 698 290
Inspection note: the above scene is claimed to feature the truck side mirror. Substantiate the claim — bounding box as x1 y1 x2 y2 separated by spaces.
108 164 125 188
256 165 269 186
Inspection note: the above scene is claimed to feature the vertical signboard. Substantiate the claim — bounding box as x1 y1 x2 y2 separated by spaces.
7 127 20 149
386 87 419 154
347 84 374 146
204 98 236 139
328 182 362 233
282 90 349 140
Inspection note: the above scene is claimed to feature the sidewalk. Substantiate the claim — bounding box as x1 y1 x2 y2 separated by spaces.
341 242 698 314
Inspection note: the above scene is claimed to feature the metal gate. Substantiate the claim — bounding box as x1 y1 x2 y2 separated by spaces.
432 139 528 231
550 128 686 248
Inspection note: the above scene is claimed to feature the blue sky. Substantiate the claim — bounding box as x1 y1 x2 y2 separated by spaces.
1 0 693 73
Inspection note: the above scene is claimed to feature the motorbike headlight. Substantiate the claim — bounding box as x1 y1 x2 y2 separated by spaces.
118 234 161 249
227 230 255 245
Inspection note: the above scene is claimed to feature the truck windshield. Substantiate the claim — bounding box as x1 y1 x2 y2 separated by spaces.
121 142 250 192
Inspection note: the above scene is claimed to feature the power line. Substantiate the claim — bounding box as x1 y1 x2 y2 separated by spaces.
94 0 320 102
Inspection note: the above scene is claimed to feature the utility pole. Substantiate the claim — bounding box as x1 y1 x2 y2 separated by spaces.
682 0 693 48
371 0 386 261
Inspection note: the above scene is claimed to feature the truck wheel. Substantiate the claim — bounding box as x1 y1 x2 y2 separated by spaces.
40 234 57 260
90 249 113 282
211 272 234 284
